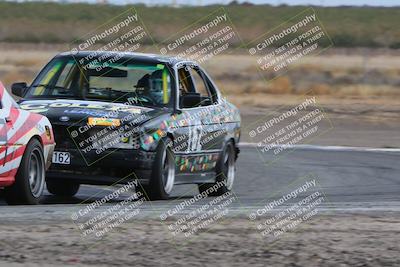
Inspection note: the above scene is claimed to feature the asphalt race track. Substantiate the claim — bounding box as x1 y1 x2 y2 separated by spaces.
1 145 400 221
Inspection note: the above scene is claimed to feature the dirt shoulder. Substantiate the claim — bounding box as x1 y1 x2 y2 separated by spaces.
0 214 399 266
235 95 400 148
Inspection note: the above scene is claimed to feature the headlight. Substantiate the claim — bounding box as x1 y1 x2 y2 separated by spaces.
89 127 140 150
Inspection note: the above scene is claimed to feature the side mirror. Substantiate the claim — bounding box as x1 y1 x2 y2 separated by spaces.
11 82 27 97
180 93 202 108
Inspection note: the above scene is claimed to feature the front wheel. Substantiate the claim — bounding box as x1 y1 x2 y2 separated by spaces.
4 139 45 205
198 141 236 196
141 138 175 200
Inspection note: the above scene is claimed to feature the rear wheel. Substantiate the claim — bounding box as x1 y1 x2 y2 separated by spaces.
198 141 236 196
141 138 175 200
4 139 45 205
46 180 80 197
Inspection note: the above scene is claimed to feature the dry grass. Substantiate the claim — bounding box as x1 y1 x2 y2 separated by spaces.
226 93 400 113
334 84 400 97
1 70 33 86
10 58 44 68
308 83 332 95
0 45 399 102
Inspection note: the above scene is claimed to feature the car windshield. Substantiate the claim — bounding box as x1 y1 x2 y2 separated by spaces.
25 56 173 108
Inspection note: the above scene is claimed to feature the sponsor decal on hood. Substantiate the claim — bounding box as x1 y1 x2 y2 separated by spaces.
18 99 165 128
19 100 149 114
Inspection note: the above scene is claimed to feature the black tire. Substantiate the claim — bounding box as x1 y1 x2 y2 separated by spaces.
4 139 45 205
198 141 236 196
46 180 80 197
143 137 175 200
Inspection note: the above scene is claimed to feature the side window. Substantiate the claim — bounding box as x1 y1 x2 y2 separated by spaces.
178 67 194 95
201 72 219 104
178 66 196 109
178 65 218 108
190 68 209 99
189 67 215 106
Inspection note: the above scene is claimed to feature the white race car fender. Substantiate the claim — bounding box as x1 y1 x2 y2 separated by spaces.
0 82 55 186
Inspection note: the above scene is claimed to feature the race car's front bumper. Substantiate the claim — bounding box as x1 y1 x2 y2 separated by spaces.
47 148 156 185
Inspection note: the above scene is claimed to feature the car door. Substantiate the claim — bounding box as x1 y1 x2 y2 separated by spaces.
173 63 225 178
172 64 204 176
0 91 10 176
0 85 21 178
173 64 197 151
188 66 227 152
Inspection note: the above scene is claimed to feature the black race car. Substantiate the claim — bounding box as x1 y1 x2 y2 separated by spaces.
11 51 241 200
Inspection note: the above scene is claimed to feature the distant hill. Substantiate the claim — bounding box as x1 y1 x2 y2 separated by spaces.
0 2 399 48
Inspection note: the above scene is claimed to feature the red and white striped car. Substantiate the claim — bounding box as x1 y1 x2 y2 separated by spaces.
0 82 55 205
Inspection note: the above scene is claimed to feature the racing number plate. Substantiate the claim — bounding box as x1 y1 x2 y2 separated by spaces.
52 151 70 164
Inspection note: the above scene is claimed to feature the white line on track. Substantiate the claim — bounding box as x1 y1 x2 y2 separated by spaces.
239 142 400 152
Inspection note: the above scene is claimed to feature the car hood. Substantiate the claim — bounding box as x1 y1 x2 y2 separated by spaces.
18 99 165 126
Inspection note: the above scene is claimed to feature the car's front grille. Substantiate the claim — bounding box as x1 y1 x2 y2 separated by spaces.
52 124 140 150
